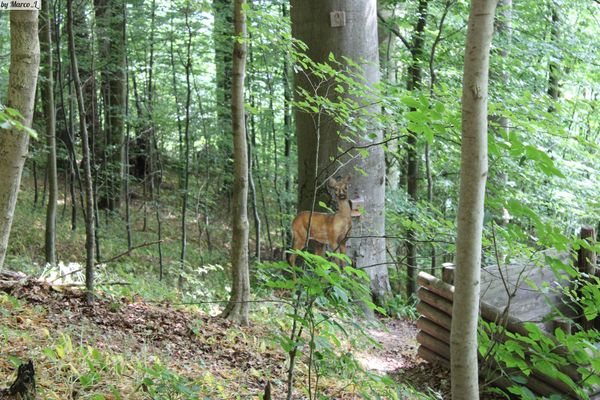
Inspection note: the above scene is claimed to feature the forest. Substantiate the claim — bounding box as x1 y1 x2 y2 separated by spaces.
0 0 599 398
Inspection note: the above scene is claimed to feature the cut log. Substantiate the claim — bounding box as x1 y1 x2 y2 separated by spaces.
417 272 454 301
416 331 450 360
416 302 452 330
530 369 579 399
442 263 455 284
417 287 453 315
416 317 450 344
578 226 597 275
417 346 450 369
578 225 597 331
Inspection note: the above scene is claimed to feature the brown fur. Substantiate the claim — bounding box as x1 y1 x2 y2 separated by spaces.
289 176 352 266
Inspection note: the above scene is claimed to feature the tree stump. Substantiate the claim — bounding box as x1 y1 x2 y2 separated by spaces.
0 360 36 400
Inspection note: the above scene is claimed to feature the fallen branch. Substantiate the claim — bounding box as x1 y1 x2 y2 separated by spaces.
98 240 165 265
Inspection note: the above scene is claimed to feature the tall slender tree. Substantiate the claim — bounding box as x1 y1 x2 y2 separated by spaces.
221 0 250 325
213 0 235 190
179 2 193 289
0 9 40 270
547 1 560 111
40 0 58 266
95 0 126 211
405 0 429 297
68 0 96 304
450 0 497 397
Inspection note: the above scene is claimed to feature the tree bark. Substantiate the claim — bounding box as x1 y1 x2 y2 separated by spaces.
450 0 496 398
40 0 58 266
377 1 400 191
68 0 96 304
221 0 250 325
179 3 193 290
95 0 126 211
213 0 235 191
291 0 390 306
405 0 429 298
547 2 560 112
0 10 40 270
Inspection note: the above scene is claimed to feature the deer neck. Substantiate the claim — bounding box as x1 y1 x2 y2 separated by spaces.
336 198 351 219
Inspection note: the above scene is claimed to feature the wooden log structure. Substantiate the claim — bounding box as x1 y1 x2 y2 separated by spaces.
415 230 600 400
577 226 598 331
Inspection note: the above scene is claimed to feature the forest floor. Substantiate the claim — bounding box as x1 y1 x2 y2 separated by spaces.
0 270 455 399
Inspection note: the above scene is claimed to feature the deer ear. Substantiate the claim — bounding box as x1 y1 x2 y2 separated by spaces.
327 177 337 187
344 175 351 183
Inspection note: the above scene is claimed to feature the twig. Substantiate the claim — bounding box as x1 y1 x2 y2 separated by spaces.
98 239 165 265
376 12 411 50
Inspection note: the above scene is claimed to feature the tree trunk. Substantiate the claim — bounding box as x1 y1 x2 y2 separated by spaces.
450 0 496 398
68 0 96 304
377 0 400 190
405 0 429 298
179 4 193 290
547 3 560 112
40 0 58 267
492 0 512 230
213 0 235 192
291 0 390 306
0 10 40 270
95 0 126 212
221 0 250 325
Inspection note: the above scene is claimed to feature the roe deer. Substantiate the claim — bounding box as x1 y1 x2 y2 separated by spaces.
288 176 352 266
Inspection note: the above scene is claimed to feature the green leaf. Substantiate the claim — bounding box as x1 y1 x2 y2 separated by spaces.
400 96 421 108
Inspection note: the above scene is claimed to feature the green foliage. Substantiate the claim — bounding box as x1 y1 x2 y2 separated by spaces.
0 105 38 139
260 252 399 398
479 312 600 399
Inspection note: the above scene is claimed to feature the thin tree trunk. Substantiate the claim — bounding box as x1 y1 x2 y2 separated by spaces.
67 0 96 304
179 4 193 290
377 1 400 190
405 0 429 298
450 0 496 398
221 0 250 325
52 12 78 230
547 3 560 112
281 3 293 253
247 126 261 262
95 0 126 212
40 0 58 266
124 18 133 253
0 9 40 270
32 154 38 207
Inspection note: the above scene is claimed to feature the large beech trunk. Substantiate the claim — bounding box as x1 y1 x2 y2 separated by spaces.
450 0 497 398
291 0 390 306
0 10 40 270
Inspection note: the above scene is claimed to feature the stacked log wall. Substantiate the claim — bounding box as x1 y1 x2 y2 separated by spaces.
415 268 596 399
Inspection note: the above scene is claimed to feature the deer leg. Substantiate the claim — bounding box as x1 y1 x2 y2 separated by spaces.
289 233 306 266
338 242 348 266
314 243 326 258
